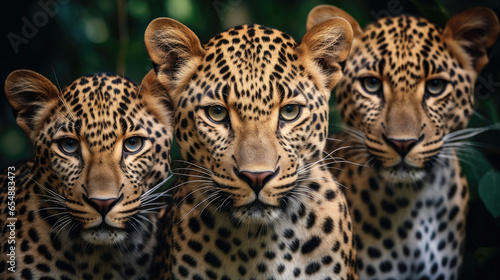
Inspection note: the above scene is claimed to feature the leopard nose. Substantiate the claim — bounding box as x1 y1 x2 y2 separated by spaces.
386 138 418 157
88 197 120 216
238 170 277 195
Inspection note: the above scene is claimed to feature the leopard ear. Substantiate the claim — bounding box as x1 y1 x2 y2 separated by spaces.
145 17 204 106
4 69 59 140
443 7 499 73
139 70 173 125
298 17 353 93
307 5 362 37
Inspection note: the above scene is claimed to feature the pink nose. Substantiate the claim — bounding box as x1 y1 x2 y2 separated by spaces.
386 138 417 157
88 197 119 216
239 171 275 194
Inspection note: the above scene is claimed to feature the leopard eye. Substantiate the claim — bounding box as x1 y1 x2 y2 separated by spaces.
361 77 382 94
59 138 80 154
123 137 144 154
206 105 228 123
280 104 301 121
426 79 447 96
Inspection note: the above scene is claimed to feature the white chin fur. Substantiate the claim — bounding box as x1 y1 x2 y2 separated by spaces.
231 206 282 225
81 229 127 245
380 167 426 183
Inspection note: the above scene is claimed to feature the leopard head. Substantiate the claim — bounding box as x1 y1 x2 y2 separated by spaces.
5 70 173 244
145 18 352 223
308 5 499 182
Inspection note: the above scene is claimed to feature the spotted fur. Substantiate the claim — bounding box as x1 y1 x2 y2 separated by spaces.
307 5 499 280
0 70 173 279
145 17 357 279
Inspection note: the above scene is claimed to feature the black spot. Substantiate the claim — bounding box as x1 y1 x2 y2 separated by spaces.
448 205 459 220
366 265 376 276
265 251 276 259
325 190 336 200
380 261 393 272
333 263 342 274
188 218 201 233
323 217 334 234
369 178 379 191
178 266 189 277
56 259 76 274
322 256 333 265
21 268 33 279
379 217 392 229
381 200 397 213
215 239 232 254
309 182 320 191
367 247 381 258
257 263 267 272
383 238 394 249
201 210 215 229
204 252 222 268
28 228 39 242
289 238 300 252
398 262 407 273
398 226 408 239
188 240 203 252
305 262 321 275
438 240 446 251
238 266 246 276
301 236 322 254
38 245 52 260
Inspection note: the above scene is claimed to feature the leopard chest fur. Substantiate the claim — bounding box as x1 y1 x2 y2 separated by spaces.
337 156 468 280
0 164 157 280
167 169 355 280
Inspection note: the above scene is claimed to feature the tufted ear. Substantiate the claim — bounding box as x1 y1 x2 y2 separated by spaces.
139 70 173 124
4 69 59 141
306 5 362 38
443 7 499 73
145 17 204 106
297 17 353 93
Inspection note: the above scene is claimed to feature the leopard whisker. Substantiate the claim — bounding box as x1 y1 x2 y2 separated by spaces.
176 185 215 207
42 211 69 220
173 172 211 180
173 167 213 177
178 192 220 224
141 174 173 198
213 195 233 215
443 124 500 143
135 214 157 230
129 215 151 233
175 160 212 173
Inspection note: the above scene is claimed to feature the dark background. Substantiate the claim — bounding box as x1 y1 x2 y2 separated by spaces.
1 0 499 278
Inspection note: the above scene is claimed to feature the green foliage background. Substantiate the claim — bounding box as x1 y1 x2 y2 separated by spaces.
1 0 499 278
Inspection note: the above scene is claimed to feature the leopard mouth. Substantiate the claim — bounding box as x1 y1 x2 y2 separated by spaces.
232 201 282 224
82 224 127 245
379 161 427 183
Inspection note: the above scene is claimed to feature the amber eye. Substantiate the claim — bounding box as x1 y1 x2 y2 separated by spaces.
123 137 144 154
280 104 301 121
59 138 80 154
361 77 382 94
206 105 228 122
426 79 447 96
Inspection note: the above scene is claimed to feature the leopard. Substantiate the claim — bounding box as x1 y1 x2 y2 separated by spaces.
0 69 174 279
307 5 499 280
144 16 358 280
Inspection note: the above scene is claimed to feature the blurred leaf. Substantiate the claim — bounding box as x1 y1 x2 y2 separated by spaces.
460 147 493 201
473 247 498 267
478 170 500 218
410 0 449 26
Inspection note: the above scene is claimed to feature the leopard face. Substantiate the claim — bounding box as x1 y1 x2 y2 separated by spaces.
308 6 499 183
5 70 173 245
146 18 352 225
